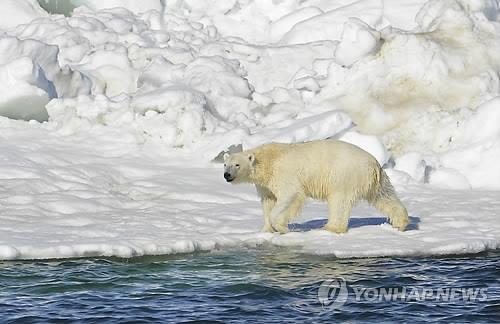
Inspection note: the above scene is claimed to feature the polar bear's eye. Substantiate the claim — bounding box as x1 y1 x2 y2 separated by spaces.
235 164 240 168
224 164 226 167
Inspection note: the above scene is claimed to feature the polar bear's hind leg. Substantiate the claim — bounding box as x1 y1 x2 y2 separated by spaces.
370 170 409 231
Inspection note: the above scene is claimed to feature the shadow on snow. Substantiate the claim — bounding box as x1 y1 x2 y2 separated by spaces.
289 216 420 232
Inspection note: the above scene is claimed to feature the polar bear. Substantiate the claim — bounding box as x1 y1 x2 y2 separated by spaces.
223 140 409 234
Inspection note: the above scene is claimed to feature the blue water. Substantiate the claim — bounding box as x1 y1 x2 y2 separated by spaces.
0 248 498 323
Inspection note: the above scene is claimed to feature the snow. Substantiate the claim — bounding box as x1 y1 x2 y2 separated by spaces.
394 152 428 183
279 0 385 45
0 118 499 260
0 0 499 260
435 98 500 189
0 0 47 31
71 0 163 15
0 36 91 121
333 18 381 67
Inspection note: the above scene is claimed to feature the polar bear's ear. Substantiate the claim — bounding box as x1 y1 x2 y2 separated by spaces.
223 153 229 161
248 154 255 165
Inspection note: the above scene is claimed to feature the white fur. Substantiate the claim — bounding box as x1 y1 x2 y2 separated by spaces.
224 140 409 234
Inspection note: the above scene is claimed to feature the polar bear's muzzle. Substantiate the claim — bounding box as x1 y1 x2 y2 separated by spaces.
224 172 234 182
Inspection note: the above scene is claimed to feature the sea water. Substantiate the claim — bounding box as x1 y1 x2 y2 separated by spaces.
0 248 498 323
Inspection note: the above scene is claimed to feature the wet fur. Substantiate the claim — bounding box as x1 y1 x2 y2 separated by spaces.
224 140 409 234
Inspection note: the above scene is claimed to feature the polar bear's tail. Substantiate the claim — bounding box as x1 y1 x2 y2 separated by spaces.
369 169 409 231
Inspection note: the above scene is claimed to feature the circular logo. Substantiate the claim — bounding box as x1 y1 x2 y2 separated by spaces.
318 278 348 309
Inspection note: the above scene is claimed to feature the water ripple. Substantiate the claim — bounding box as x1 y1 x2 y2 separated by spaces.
0 248 498 322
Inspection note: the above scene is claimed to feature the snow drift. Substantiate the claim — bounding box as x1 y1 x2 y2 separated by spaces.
3 0 495 188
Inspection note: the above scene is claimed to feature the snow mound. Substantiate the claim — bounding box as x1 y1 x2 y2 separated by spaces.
72 0 163 15
1 0 497 189
334 18 381 67
1 0 498 188
0 36 91 121
279 0 384 45
436 97 500 189
0 0 47 31
159 0 427 44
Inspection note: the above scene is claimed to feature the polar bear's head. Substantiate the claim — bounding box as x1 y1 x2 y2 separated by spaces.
223 152 255 183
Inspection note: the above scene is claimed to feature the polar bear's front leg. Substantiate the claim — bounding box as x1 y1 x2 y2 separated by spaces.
270 193 298 234
256 185 276 233
261 197 276 232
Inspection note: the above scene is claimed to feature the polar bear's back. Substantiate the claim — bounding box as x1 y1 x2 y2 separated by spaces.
254 140 381 201
257 139 379 169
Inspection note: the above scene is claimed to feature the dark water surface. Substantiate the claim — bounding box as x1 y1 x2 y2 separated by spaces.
0 248 499 323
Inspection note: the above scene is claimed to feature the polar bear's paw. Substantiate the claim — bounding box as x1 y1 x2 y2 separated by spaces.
323 223 348 234
272 223 289 234
390 217 409 231
261 224 275 233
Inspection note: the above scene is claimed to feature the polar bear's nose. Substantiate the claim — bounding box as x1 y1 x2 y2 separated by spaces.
224 172 231 180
